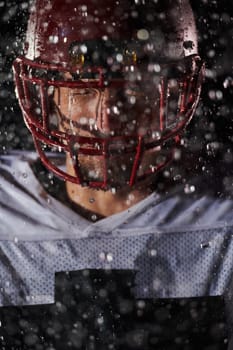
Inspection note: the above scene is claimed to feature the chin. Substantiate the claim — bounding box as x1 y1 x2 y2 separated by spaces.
65 145 168 190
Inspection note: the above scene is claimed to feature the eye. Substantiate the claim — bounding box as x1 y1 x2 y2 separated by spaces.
73 88 94 96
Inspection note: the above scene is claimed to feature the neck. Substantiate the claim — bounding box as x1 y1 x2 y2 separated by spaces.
66 181 153 219
64 150 158 219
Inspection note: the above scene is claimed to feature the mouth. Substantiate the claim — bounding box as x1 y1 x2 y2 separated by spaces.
70 136 139 156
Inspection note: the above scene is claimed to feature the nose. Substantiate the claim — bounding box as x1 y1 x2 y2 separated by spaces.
96 87 124 135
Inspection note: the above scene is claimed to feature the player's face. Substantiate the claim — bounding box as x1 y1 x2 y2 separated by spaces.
54 70 163 187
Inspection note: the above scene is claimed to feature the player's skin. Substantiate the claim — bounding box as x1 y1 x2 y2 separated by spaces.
54 76 162 217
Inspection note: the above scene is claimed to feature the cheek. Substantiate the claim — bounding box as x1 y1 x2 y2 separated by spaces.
55 89 100 121
135 100 160 133
69 95 98 120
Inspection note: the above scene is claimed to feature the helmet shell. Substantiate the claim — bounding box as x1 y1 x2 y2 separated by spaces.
25 0 198 65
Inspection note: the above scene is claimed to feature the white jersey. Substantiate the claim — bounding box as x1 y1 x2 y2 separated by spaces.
0 151 233 309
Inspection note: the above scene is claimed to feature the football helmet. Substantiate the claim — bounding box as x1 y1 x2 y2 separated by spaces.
13 0 204 189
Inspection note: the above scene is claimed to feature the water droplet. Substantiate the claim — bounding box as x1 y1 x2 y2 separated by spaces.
200 242 211 249
99 252 106 261
223 76 233 89
128 194 135 201
80 117 88 125
152 131 161 140
91 214 97 221
184 184 195 194
106 253 113 262
137 28 149 40
148 249 157 257
97 316 104 325
137 300 146 309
